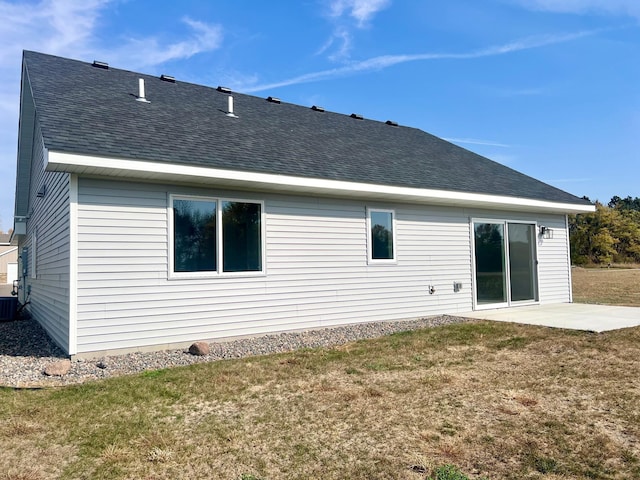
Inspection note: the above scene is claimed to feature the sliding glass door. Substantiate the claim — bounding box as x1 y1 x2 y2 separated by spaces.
507 223 537 303
474 222 507 306
473 220 538 308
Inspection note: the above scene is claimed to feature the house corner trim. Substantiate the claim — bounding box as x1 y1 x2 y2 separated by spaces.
68 174 78 355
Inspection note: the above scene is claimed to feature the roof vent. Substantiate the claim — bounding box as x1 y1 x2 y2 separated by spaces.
266 96 281 104
160 74 175 83
385 120 398 126
136 78 150 103
92 60 109 70
217 86 232 93
350 113 364 120
226 95 238 118
311 105 325 112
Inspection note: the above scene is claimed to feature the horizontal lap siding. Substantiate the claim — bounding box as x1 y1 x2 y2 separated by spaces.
21 121 70 351
76 179 474 354
535 215 571 303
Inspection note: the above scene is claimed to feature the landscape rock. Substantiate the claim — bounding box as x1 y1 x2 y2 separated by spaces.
0 315 468 387
43 359 71 376
189 342 210 356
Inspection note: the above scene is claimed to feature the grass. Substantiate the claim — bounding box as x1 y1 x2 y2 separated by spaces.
1 269 639 479
572 266 640 306
1 320 640 479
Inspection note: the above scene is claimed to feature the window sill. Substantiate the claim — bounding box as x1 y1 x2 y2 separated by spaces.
367 259 398 265
168 271 267 280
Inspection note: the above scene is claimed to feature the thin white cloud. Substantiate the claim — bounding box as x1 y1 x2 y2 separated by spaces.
329 0 391 27
0 1 223 70
106 17 223 68
545 177 592 183
0 0 110 63
514 0 640 18
445 138 512 148
243 29 601 92
316 27 352 61
319 0 390 61
498 87 546 96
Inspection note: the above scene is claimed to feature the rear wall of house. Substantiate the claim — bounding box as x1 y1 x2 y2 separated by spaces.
75 177 570 355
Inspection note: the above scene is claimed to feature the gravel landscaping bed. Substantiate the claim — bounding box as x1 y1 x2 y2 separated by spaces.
0 315 470 388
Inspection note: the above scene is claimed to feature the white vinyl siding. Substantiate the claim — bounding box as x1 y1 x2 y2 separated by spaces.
534 215 573 303
18 118 71 352
74 177 572 355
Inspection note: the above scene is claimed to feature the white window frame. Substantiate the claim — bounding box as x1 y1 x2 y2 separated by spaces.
168 194 266 279
366 207 397 264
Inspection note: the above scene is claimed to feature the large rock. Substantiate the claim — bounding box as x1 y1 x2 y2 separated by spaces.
189 342 210 356
44 359 71 376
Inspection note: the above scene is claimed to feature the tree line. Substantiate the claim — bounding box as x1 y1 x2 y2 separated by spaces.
569 196 640 265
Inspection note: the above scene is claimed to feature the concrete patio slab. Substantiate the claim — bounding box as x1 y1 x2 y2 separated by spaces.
460 303 640 332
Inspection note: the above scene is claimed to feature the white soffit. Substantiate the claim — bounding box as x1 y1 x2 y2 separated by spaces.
46 151 595 214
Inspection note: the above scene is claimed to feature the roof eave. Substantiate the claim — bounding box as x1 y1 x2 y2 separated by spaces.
47 151 595 214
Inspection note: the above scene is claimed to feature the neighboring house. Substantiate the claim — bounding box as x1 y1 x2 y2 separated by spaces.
0 233 18 285
12 51 594 357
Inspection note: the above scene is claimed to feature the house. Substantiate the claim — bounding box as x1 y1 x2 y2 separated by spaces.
12 50 594 357
0 233 18 286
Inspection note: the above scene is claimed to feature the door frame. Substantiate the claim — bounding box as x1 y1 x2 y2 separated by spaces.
471 218 540 311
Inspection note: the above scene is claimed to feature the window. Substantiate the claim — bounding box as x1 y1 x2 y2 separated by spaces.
170 195 263 277
222 201 262 272
368 208 396 262
173 199 217 272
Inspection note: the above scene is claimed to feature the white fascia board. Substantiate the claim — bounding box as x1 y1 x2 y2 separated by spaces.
46 151 596 214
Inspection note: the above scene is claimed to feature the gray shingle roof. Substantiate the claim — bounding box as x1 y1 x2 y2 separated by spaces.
23 50 590 206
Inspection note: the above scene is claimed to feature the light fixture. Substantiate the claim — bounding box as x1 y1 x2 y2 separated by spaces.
36 185 46 198
539 225 553 239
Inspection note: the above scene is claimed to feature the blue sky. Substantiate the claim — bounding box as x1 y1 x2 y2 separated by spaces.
1 0 639 232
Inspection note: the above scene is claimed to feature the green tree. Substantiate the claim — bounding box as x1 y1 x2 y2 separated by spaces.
570 197 640 264
608 195 640 211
